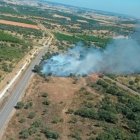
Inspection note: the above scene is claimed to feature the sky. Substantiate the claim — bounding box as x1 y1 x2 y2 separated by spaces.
46 0 140 18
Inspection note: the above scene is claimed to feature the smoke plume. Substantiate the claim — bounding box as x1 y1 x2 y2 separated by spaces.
41 39 140 76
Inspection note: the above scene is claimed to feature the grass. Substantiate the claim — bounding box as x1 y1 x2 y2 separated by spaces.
0 45 26 61
0 30 23 43
0 31 29 61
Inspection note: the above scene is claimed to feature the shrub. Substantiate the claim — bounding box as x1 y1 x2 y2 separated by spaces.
129 81 134 85
41 92 48 98
69 132 82 140
98 109 118 123
106 86 118 95
66 109 74 114
101 97 117 113
83 101 94 108
74 107 97 119
15 102 24 109
19 118 26 123
135 78 139 83
33 65 41 73
24 102 33 109
97 127 137 140
42 99 50 105
69 116 77 124
19 129 30 139
28 127 37 135
127 120 140 134
96 132 114 140
28 112 36 119
32 120 42 128
43 128 59 139
105 128 126 140
51 116 62 124
97 79 109 88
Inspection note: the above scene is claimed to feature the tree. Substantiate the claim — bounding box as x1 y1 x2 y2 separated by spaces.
74 107 97 119
33 65 41 73
32 120 42 128
129 81 134 85
28 112 36 119
24 102 33 109
43 128 59 139
106 86 118 95
42 99 50 105
28 127 37 135
98 109 118 123
96 132 114 140
15 102 24 109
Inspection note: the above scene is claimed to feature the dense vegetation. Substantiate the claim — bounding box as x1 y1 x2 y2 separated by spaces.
54 32 111 48
54 32 80 44
0 5 17 14
77 78 140 139
0 31 23 43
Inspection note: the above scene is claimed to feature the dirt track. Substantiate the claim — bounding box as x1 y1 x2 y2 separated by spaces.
0 20 40 29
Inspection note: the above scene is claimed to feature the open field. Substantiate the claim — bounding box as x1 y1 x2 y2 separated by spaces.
3 73 140 140
0 20 40 29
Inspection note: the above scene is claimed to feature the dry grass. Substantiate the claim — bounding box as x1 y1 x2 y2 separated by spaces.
3 74 101 140
0 20 40 29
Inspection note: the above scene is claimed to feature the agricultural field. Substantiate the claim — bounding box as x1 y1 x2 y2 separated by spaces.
0 1 45 82
0 30 31 80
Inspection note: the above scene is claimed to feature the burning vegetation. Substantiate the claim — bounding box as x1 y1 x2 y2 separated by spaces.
38 37 140 77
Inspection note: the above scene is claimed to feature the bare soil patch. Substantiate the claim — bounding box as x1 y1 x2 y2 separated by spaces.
0 20 40 29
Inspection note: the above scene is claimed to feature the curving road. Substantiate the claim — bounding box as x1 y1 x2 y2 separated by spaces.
0 38 52 137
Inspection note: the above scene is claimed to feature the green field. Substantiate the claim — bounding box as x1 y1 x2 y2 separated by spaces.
54 32 111 48
0 30 24 43
0 31 30 73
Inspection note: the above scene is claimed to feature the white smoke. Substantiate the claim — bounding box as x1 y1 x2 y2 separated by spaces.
41 39 140 76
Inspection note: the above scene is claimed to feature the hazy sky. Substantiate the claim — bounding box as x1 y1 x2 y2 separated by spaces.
46 0 140 18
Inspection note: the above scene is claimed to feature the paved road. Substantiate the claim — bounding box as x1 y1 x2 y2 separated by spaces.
0 38 52 136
